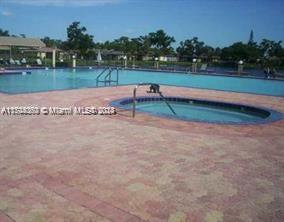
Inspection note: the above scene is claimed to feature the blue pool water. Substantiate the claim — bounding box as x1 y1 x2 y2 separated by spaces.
126 102 263 123
112 97 283 124
0 68 284 96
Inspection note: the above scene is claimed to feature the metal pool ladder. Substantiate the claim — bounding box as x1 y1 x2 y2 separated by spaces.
96 67 119 87
132 83 176 118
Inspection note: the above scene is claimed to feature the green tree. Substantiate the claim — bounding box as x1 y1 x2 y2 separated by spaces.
259 39 283 58
220 42 261 63
136 35 152 58
113 36 131 52
0 28 10 36
214 47 222 57
148 30 175 56
97 35 153 60
259 39 284 67
177 37 207 61
41 37 63 48
65 21 94 57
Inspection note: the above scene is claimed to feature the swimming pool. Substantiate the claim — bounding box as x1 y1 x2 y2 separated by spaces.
111 96 283 124
0 68 284 96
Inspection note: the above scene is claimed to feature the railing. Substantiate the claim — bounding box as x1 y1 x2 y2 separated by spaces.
96 67 119 87
132 83 176 117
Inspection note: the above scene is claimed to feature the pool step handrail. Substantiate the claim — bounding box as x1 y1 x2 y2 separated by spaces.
96 67 108 86
158 92 177 115
96 67 119 86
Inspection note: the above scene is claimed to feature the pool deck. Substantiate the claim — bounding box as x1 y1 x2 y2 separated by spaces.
0 86 283 222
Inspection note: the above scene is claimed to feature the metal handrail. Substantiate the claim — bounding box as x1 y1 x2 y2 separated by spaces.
104 69 112 86
157 92 177 115
96 67 119 86
132 83 176 117
96 67 110 86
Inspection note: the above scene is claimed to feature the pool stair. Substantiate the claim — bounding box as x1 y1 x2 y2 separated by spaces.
96 67 119 86
0 70 31 75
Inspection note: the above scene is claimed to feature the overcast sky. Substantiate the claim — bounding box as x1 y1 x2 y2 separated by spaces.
0 0 283 47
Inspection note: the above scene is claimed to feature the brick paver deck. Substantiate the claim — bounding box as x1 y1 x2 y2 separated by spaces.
0 86 283 222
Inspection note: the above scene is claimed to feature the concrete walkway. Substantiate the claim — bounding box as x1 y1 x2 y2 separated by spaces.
0 86 283 222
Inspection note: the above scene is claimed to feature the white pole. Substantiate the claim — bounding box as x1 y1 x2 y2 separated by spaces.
238 60 243 75
9 46 12 59
155 57 159 69
124 56 127 68
52 49 56 68
192 58 197 73
72 55 76 68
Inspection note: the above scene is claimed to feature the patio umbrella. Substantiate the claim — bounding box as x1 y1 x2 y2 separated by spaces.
97 50 102 64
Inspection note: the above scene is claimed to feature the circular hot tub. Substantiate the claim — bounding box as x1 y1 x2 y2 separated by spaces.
111 96 283 124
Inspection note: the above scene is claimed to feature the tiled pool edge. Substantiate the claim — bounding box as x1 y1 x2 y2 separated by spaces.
1 83 284 98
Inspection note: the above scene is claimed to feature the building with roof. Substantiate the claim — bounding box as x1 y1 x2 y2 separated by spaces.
0 36 60 67
92 49 124 60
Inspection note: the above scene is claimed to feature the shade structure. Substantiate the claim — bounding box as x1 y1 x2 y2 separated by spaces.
0 37 45 48
0 36 46 60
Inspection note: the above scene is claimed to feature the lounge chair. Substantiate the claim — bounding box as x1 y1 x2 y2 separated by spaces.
36 58 43 66
199 64 208 72
0 59 5 67
3 60 9 66
21 58 27 64
15 60 21 66
9 58 16 66
199 63 216 73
